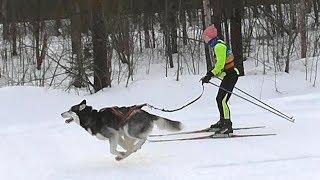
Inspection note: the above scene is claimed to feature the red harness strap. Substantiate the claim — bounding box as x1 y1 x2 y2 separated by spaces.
110 104 146 129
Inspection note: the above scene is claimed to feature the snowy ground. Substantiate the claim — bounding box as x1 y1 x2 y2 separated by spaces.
1 60 320 180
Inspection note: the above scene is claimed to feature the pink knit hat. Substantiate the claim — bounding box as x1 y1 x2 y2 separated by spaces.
202 24 218 43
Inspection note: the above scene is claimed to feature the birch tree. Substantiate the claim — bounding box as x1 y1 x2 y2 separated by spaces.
202 0 213 71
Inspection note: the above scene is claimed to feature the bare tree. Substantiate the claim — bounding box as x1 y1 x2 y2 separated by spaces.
230 3 245 76
91 0 112 92
300 0 308 59
202 0 213 71
110 16 134 87
70 0 85 88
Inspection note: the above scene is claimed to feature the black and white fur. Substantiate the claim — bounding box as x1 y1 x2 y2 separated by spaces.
61 100 183 161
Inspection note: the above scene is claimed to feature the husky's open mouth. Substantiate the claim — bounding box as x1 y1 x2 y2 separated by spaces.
65 118 73 123
61 112 74 123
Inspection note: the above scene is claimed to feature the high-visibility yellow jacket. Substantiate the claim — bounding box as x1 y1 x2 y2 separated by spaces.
209 40 235 78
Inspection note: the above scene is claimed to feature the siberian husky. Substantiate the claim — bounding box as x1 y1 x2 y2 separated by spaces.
61 100 183 161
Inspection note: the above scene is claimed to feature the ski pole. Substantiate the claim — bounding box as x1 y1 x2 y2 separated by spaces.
234 86 294 120
217 77 294 120
208 82 295 123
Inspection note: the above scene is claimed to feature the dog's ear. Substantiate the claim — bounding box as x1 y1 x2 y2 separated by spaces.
78 100 86 111
79 104 86 111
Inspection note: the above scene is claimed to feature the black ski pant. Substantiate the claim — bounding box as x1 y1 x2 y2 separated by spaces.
216 68 239 122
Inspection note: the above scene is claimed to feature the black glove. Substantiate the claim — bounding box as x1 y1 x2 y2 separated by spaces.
201 71 214 84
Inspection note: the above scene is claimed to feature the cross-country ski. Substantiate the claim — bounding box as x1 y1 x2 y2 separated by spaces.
150 126 266 137
149 133 277 143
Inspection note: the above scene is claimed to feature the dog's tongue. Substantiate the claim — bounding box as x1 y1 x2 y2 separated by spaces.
65 118 73 123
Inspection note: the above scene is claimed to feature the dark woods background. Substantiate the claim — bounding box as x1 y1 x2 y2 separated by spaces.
0 0 319 92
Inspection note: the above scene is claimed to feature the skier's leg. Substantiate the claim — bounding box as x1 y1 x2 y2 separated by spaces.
224 69 239 122
216 86 228 120
215 91 233 134
216 73 232 120
213 70 239 133
210 79 229 130
212 68 239 132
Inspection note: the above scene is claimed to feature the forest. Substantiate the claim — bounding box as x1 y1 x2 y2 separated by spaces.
1 1 320 178
0 0 319 92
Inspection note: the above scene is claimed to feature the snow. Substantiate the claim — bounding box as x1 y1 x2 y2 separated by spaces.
1 61 320 180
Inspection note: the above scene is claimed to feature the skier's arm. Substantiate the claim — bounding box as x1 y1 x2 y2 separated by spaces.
211 43 227 76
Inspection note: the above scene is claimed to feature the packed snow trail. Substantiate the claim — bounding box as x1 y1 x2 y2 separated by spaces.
1 73 320 180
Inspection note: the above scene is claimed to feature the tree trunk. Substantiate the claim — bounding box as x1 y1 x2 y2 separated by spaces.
277 3 285 36
285 34 294 73
71 0 81 56
231 6 245 76
313 0 319 26
290 2 297 30
252 6 259 18
34 0 44 70
34 21 41 70
202 0 213 71
168 1 178 54
71 0 85 88
165 0 174 68
143 13 150 48
265 5 276 35
151 15 156 48
180 9 188 45
170 25 178 54
54 19 62 36
300 0 307 59
2 0 9 41
224 11 230 44
202 0 212 27
91 0 112 92
11 23 18 56
212 0 223 39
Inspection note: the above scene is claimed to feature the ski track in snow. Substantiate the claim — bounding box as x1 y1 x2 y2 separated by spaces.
1 70 320 180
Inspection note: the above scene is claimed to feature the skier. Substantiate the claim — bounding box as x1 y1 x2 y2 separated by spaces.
201 24 239 134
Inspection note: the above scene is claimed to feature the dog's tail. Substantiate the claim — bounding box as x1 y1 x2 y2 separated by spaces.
154 117 183 132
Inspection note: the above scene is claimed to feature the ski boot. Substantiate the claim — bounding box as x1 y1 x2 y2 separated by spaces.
214 119 233 135
208 119 224 132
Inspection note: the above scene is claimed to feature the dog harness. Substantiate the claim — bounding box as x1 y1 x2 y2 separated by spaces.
110 104 146 129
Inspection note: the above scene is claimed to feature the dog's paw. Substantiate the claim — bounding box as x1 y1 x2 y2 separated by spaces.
115 151 126 161
115 156 124 161
115 151 127 161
